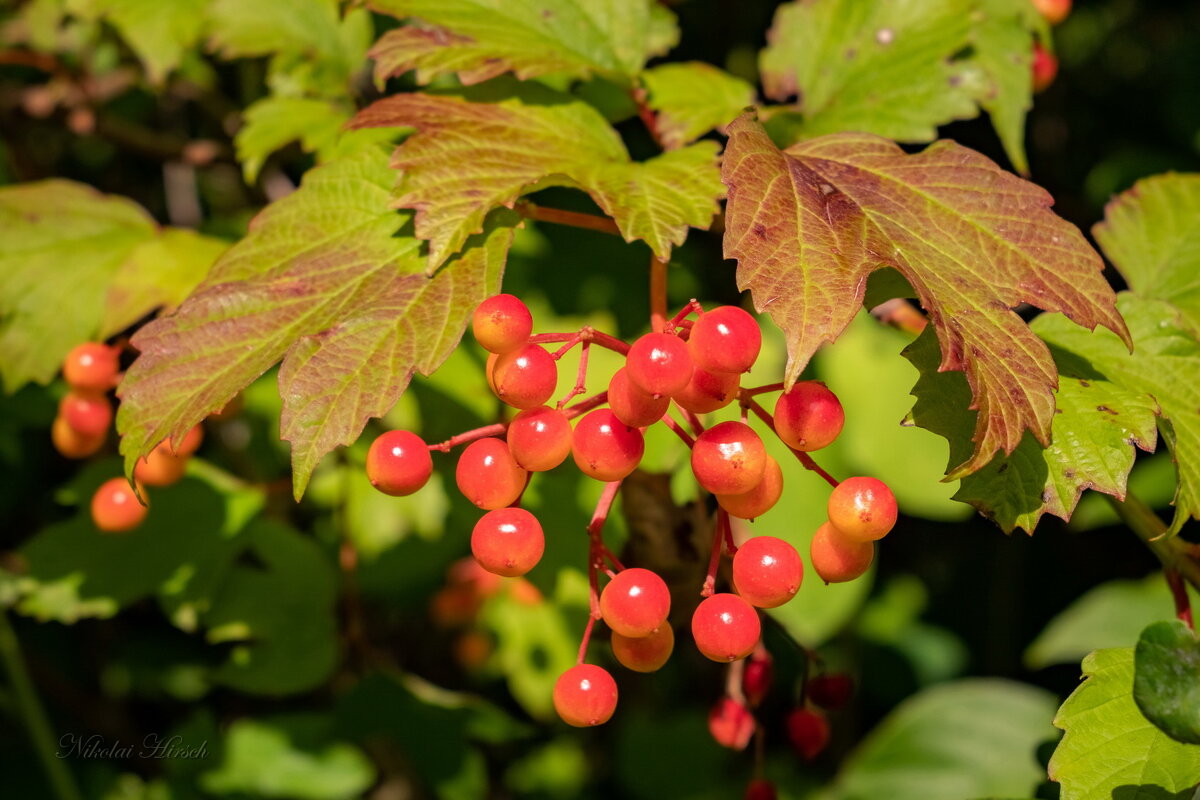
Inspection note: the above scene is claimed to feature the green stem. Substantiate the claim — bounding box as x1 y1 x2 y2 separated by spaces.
1106 492 1200 591
0 610 82 800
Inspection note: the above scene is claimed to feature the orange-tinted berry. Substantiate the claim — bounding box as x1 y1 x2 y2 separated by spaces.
367 430 433 496
472 294 533 354
553 664 618 727
51 416 105 459
717 456 783 519
91 477 147 533
63 343 119 391
810 521 874 583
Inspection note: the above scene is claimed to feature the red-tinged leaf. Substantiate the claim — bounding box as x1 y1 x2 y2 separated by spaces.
641 62 757 150
116 149 516 498
721 114 1129 476
351 89 723 269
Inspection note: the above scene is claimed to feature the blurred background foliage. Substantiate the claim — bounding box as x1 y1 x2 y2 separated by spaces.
1 0 1198 798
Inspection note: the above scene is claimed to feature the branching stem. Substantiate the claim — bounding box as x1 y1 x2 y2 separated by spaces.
429 391 608 451
530 327 630 356
742 398 839 488
579 480 624 663
1106 492 1200 607
650 256 669 332
514 199 621 237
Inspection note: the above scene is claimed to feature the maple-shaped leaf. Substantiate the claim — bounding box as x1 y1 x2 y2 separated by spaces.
70 0 208 84
116 149 516 498
1037 294 1200 534
904 327 1158 533
721 114 1129 475
964 0 1039 174
368 0 677 87
0 180 225 392
641 62 757 150
1094 173 1200 337
351 88 723 269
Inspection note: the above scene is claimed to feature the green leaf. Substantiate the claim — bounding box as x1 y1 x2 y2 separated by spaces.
721 115 1129 477
641 61 756 150
116 148 517 499
1050 648 1200 800
70 0 207 83
966 0 1037 174
1094 173 1200 337
367 0 677 86
0 180 224 392
1134 620 1200 745
207 0 340 61
904 325 1157 532
352 88 723 268
234 97 350 183
1036 293 1200 534
1026 573 1177 670
825 679 1057 800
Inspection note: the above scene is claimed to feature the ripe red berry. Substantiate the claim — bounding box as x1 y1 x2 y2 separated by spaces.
59 391 112 437
626 332 693 398
810 521 874 583
745 778 778 800
786 708 830 760
600 567 671 638
91 477 147 533
708 696 755 750
689 306 761 374
572 409 644 481
492 344 557 410
553 664 618 727
717 455 783 519
455 438 527 509
51 416 105 458
63 342 119 391
773 381 844 452
691 420 767 495
470 507 544 577
171 424 204 456
472 294 533 354
507 405 572 471
607 367 668 428
742 646 774 706
611 624 674 673
808 673 854 710
367 430 433 496
1032 0 1070 25
134 440 188 487
1032 43 1058 93
732 535 803 609
827 477 897 541
672 359 739 414
691 593 760 662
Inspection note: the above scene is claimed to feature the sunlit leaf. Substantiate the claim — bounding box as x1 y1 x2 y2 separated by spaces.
641 62 755 150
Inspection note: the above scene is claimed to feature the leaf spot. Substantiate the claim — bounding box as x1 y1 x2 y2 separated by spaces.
875 28 894 45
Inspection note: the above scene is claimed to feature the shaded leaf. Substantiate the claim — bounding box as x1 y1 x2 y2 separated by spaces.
641 61 756 150
116 149 516 498
1134 620 1200 745
352 88 722 268
904 325 1157 532
966 0 1038 174
1050 648 1200 800
70 0 207 83
721 115 1128 476
368 0 676 86
234 97 350 183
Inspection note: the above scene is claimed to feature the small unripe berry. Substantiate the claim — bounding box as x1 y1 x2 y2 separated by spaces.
827 477 897 541
745 779 778 800
773 381 844 452
691 593 760 662
786 708 830 760
472 294 533 354
742 646 774 706
810 521 874 583
553 664 618 727
708 696 755 750
1032 0 1070 25
63 342 120 391
134 440 188 487
1032 43 1058 93
611 624 674 673
689 306 761 374
808 673 854 710
367 430 433 496
51 415 105 458
91 477 147 533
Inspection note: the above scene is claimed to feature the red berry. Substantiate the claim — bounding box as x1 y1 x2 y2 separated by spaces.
810 521 874 583
611 624 674 673
553 664 618 727
672 358 739 414
786 708 830 760
367 430 433 496
472 294 533 354
691 593 760 662
430 584 481 628
470 507 544 577
732 535 803 609
1032 43 1058 93
1032 0 1070 25
63 343 119 391
600 567 671 638
171 424 204 456
51 415 105 458
742 646 774 706
745 778 778 800
607 367 668 427
455 437 527 509
773 382 844 452
717 456 783 519
59 391 112 437
827 477 897 541
507 405 572 471
134 441 188 487
708 696 755 750
689 306 761 374
626 332 693 398
572 409 644 481
91 477 147 533
492 344 557 410
691 420 767 495
808 673 854 710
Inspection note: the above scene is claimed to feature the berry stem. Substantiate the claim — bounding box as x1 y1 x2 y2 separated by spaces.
743 398 840 488
530 327 631 356
579 479 624 662
659 413 696 448
1166 568 1194 631
701 510 732 597
667 299 704 331
1105 492 1200 594
631 86 666 150
514 199 622 237
428 392 609 451
650 256 669 332
675 404 705 438
725 656 748 705
742 382 785 398
557 341 591 409
577 614 597 665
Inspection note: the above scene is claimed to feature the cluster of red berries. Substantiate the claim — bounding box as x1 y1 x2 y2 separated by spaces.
52 341 203 533
366 293 899 730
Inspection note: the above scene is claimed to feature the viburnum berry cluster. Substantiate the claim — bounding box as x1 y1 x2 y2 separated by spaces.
51 340 204 533
366 291 899 733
